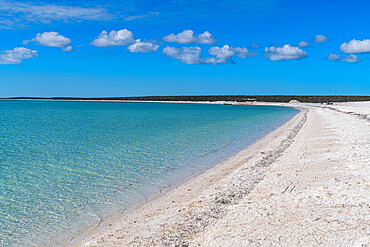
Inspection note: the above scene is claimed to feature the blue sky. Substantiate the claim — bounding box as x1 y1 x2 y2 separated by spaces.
0 0 369 97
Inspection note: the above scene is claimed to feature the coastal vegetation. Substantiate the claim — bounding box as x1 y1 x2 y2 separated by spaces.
7 95 370 103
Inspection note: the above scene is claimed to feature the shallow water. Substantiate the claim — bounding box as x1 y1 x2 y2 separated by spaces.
0 100 298 246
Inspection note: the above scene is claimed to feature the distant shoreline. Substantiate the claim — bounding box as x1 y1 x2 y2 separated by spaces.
0 98 290 106
2 95 370 103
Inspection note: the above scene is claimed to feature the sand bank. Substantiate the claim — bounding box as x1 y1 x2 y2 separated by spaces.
72 102 369 247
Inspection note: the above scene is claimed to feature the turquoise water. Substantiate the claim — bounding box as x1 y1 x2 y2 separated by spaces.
0 100 298 246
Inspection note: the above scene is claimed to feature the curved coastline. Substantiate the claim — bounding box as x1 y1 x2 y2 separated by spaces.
68 103 306 246
71 101 370 247
0 100 299 247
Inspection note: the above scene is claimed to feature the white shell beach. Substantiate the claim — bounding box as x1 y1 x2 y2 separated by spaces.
72 101 370 247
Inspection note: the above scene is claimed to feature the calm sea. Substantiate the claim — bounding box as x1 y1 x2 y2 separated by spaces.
0 100 298 246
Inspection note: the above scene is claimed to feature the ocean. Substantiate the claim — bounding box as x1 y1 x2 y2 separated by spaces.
0 100 298 246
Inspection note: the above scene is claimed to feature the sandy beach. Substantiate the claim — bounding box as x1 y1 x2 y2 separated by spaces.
72 102 369 247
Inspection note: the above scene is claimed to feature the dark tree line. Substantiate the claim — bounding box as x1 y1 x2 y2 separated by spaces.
7 95 370 103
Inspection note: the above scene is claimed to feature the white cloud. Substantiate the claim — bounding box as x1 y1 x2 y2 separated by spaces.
0 47 37 64
163 30 216 44
208 45 256 63
197 31 216 44
0 0 111 29
208 45 235 63
62 46 72 52
264 44 307 61
127 39 159 53
341 54 359 63
297 41 309 47
163 45 255 64
231 47 257 58
124 12 159 21
327 53 359 63
313 34 327 43
340 39 370 53
327 54 341 61
162 46 213 64
24 32 72 51
91 29 135 47
250 43 260 49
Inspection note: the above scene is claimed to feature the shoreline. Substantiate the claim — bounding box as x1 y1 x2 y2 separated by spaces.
1 99 299 246
68 103 307 246
0 98 279 104
2 94 370 104
0 98 300 108
71 101 369 246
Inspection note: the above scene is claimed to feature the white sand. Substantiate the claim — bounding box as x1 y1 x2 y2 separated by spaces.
72 102 370 247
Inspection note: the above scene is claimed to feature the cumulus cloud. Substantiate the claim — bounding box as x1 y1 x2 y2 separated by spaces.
297 41 309 47
327 54 341 60
340 39 370 53
24 32 72 51
264 44 307 61
127 39 159 53
0 47 37 64
250 43 260 49
0 0 111 29
232 47 257 58
327 53 359 63
341 54 359 63
162 46 212 64
208 45 256 63
208 45 235 63
91 29 135 47
62 46 72 52
163 30 216 44
163 45 255 64
313 34 327 43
